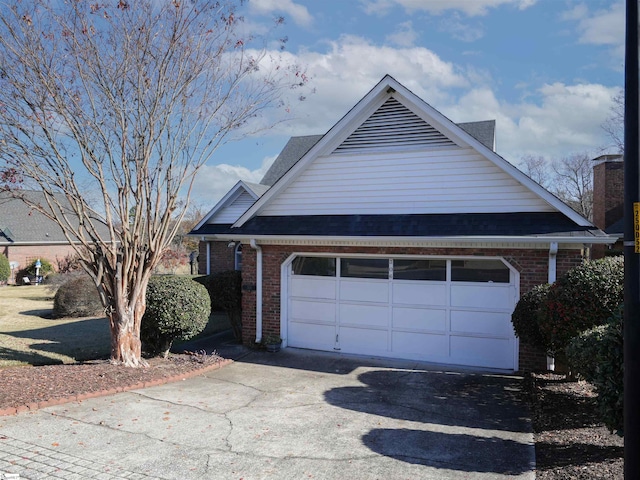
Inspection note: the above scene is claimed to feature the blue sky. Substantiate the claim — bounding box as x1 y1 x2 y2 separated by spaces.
192 0 624 205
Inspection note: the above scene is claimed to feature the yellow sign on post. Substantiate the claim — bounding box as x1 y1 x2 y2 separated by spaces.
635 203 640 253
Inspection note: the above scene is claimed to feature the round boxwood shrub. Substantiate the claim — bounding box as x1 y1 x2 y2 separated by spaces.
538 256 623 354
0 253 10 283
53 275 104 318
141 275 211 358
511 283 551 351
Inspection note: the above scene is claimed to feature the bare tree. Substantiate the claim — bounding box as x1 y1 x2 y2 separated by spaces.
518 153 594 220
0 1 307 366
551 153 594 220
602 89 624 154
518 154 552 189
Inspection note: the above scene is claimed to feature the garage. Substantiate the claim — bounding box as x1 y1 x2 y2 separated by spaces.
285 255 519 370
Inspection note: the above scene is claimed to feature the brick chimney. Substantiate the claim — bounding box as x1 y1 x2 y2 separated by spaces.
592 154 623 258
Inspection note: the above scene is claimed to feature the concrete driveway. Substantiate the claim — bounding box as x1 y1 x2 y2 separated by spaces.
0 349 535 479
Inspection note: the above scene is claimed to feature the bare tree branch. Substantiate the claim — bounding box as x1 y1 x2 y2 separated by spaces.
0 0 308 366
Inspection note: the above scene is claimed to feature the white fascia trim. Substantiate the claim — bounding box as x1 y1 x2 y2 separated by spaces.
207 234 616 246
193 180 259 231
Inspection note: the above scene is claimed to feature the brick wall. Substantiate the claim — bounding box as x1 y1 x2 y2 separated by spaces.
593 160 624 259
197 240 237 275
240 244 584 371
2 243 78 283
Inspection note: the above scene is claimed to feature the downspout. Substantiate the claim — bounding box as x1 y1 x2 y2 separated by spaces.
548 242 558 283
547 242 559 371
205 240 211 276
250 239 263 344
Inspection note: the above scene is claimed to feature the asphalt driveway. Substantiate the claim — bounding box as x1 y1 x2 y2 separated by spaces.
0 349 535 479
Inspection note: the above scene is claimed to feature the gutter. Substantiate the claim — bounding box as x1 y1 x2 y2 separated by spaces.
202 234 617 245
250 239 263 344
548 242 558 283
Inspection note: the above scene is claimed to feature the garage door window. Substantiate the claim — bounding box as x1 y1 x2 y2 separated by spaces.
393 259 446 281
451 259 510 283
341 258 389 279
292 257 336 276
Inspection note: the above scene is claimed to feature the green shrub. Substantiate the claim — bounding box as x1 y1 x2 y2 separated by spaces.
511 283 551 351
205 270 242 340
566 324 607 382
594 306 624 433
0 253 9 283
53 275 103 318
538 256 623 354
141 275 210 358
16 258 55 284
567 305 623 433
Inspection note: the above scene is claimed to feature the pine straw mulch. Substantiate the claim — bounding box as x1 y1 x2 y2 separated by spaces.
0 352 224 412
525 372 623 479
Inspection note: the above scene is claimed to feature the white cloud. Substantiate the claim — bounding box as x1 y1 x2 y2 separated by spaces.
446 82 618 161
438 13 485 42
249 0 313 27
191 155 277 204
246 36 470 136
386 21 419 47
562 1 623 45
361 0 536 17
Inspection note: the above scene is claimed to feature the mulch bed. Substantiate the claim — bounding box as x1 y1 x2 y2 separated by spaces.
525 372 624 479
0 352 224 414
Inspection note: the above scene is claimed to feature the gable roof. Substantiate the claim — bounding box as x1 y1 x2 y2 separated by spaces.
236 75 593 229
260 122 495 188
192 180 269 231
0 190 109 245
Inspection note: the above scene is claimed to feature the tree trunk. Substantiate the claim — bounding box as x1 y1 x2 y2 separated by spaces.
108 294 148 367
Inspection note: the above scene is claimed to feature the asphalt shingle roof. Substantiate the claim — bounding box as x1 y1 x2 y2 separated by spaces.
192 212 604 239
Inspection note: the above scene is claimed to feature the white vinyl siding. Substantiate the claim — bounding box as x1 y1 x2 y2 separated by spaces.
261 148 554 216
208 191 256 224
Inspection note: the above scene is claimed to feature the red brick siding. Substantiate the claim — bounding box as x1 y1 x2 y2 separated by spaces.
593 161 624 259
2 244 79 283
197 240 236 275
240 244 584 371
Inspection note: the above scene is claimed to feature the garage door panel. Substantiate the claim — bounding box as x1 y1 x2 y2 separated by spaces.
450 335 514 369
290 299 336 324
290 277 336 300
450 310 513 336
339 326 387 353
392 307 446 332
340 279 389 303
339 303 388 328
392 331 449 357
451 284 512 309
288 321 335 350
392 283 446 306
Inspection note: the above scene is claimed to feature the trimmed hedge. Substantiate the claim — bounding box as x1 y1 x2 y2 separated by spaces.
511 283 551 351
141 275 210 358
566 305 623 433
204 270 242 340
0 253 9 283
53 275 103 318
538 256 623 354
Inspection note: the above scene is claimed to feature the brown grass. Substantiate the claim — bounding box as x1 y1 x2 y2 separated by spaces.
0 285 111 367
0 284 231 368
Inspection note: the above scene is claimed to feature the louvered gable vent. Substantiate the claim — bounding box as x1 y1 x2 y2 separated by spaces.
333 97 456 153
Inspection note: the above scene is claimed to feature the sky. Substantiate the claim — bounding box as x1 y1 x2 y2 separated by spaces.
191 0 625 206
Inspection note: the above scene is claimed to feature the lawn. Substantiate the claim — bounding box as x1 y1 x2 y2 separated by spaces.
0 284 230 368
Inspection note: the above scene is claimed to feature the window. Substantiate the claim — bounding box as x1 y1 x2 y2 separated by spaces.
451 259 510 283
394 259 446 281
340 258 389 279
292 257 336 276
235 243 242 271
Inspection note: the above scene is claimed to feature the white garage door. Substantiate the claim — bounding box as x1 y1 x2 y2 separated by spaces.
286 256 518 370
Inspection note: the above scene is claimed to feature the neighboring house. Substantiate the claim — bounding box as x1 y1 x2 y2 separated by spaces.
591 154 624 258
0 190 111 283
191 75 614 372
